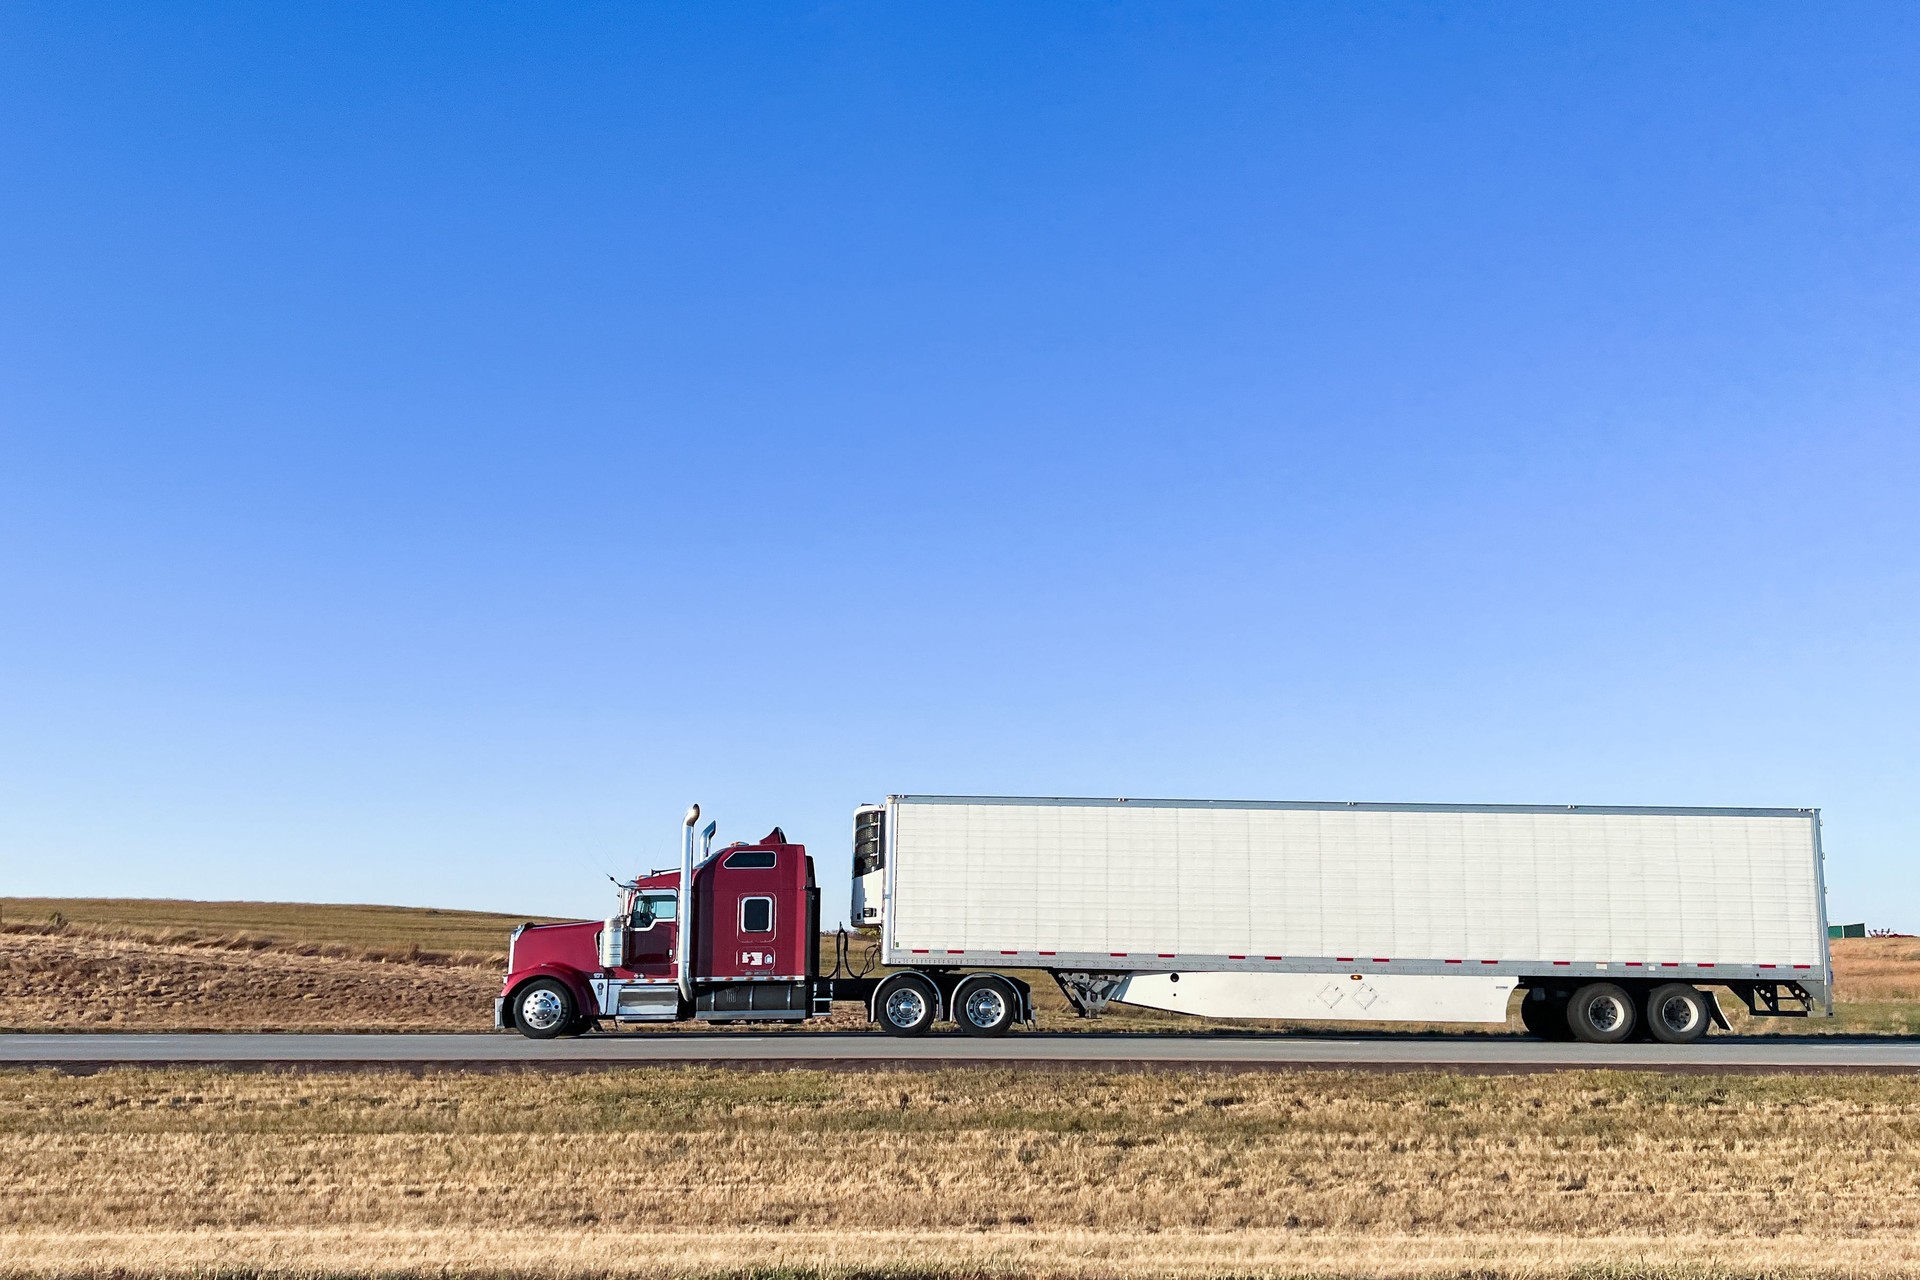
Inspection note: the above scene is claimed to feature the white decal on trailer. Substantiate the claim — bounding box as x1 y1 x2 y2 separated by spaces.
1116 972 1519 1024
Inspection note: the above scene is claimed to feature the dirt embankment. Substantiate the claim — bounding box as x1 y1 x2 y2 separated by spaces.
0 925 495 1033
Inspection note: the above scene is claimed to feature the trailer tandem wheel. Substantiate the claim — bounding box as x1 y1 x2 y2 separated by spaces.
1644 982 1711 1044
1518 989 1574 1041
1566 982 1637 1044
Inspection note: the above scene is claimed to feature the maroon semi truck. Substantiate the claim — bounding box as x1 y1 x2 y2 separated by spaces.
495 803 1026 1037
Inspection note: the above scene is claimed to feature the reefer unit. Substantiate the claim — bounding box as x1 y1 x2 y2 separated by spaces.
853 795 1831 1029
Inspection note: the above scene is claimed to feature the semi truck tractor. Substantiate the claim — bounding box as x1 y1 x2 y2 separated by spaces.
498 795 1832 1045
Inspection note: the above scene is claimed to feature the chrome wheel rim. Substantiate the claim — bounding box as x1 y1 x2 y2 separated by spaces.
885 987 928 1028
1590 995 1627 1033
1659 995 1700 1034
520 988 567 1032
964 987 1007 1028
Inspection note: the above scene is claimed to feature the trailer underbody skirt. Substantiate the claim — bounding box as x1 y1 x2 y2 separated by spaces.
1114 971 1520 1023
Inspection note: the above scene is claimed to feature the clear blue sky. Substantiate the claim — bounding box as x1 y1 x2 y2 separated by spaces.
2 4 1915 930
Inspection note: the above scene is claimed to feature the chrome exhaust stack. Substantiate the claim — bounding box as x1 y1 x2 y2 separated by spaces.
676 803 700 1004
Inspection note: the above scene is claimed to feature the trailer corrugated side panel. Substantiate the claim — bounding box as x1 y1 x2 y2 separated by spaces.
885 797 1825 970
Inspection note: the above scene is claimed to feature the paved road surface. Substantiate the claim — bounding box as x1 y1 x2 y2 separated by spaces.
3 1032 1917 1071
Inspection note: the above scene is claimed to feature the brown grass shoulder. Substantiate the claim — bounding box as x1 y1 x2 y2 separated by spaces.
4 1065 1920 1277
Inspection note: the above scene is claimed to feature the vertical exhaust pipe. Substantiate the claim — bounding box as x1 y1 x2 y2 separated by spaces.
677 803 700 1005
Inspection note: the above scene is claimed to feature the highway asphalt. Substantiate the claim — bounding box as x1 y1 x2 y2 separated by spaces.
3 1032 1918 1071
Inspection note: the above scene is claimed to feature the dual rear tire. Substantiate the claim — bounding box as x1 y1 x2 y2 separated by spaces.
1521 981 1711 1045
1643 982 1712 1044
873 973 1020 1037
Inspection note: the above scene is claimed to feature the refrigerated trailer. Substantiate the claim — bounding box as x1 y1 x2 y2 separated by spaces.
499 795 1832 1045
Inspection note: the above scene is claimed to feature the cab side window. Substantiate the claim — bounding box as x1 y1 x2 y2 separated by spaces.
740 896 774 933
631 893 678 929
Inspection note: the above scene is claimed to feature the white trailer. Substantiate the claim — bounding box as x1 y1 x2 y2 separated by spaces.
850 795 1831 1044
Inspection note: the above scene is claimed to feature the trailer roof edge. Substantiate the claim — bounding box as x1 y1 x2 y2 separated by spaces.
885 795 1817 819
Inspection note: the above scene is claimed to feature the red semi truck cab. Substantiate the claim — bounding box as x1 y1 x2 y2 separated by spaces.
499 802 1034 1038
497 816 826 1036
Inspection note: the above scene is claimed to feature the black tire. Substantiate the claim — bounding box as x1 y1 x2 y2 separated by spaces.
1644 983 1711 1045
1566 982 1636 1044
953 976 1019 1037
513 978 576 1040
874 973 939 1036
1519 992 1574 1041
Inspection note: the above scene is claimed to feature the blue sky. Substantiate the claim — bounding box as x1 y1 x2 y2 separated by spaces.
2 4 1915 929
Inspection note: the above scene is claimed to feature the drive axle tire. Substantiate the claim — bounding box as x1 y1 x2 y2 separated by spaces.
513 978 576 1040
874 974 939 1036
954 976 1018 1037
1566 982 1636 1044
1645 983 1711 1044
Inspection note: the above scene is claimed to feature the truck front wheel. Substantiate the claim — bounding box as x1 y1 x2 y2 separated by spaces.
1566 982 1636 1044
874 974 939 1036
513 978 576 1040
953 975 1018 1036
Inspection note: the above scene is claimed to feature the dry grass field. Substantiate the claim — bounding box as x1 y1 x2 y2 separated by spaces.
4 1065 1920 1278
3 897 1916 1036
0 896 544 958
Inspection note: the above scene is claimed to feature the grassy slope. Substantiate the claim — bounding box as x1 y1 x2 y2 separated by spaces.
4 1066 1920 1278
0 897 549 959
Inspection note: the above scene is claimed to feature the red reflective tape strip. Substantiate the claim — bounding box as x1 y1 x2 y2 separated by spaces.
1552 961 1570 966
1336 957 1354 962
1444 959 1462 964
911 949 929 954
1480 960 1498 965
1759 963 1776 969
1038 950 1056 956
1793 964 1812 969
1697 963 1715 968
1228 955 1246 960
1158 953 1176 959
1625 962 1643 967
1110 952 1129 957
1000 950 1018 955
946 950 964 955
1662 963 1679 967
1264 955 1284 960
1372 957 1390 963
